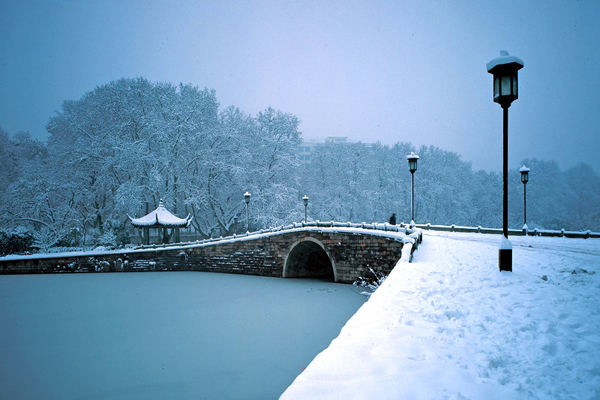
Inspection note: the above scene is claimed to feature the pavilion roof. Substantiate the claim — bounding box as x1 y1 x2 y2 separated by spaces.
129 200 192 228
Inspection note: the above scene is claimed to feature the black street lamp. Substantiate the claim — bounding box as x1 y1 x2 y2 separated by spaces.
520 165 530 232
303 195 309 223
406 152 419 225
487 50 524 272
244 191 251 232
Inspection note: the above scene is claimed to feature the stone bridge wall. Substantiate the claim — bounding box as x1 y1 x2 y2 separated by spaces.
0 229 407 283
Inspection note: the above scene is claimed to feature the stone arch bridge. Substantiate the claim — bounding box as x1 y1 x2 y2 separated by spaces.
0 222 421 284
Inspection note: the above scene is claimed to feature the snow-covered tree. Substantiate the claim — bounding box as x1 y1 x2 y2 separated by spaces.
512 158 572 230
184 105 250 237
35 78 302 242
44 78 223 241
245 107 302 228
564 163 600 230
415 145 475 225
301 141 374 222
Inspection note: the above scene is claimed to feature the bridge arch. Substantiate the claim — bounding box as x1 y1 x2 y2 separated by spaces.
283 237 337 282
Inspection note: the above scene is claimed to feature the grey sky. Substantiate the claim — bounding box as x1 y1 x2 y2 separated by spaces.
1 0 599 173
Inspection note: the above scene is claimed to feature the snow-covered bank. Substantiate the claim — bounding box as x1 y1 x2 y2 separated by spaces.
281 232 600 399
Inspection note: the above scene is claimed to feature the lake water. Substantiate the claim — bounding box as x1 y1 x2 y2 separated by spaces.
0 272 367 399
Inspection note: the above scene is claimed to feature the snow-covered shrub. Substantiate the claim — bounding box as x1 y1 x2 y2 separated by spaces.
97 229 117 248
353 268 388 297
33 227 62 253
0 228 35 256
56 228 82 247
113 225 131 246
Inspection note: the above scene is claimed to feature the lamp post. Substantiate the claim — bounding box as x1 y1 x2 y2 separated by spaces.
406 152 419 225
520 165 530 232
244 191 251 232
487 50 524 272
303 195 309 223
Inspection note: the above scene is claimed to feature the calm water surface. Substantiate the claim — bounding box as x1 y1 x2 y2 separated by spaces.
0 272 366 399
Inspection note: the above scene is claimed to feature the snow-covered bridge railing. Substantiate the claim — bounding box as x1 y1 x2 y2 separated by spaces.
133 220 422 251
413 223 599 239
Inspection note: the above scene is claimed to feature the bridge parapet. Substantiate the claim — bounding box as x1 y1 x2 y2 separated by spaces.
0 223 421 283
414 223 599 238
130 220 419 251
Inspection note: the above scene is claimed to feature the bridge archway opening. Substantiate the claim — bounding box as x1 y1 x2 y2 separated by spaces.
283 238 336 282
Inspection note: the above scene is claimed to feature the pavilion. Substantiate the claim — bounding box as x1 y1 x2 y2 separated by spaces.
129 199 192 245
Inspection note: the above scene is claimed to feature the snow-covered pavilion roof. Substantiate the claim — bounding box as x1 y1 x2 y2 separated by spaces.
129 200 192 228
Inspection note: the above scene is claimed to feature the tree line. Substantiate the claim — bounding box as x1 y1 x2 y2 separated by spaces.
1 77 598 251
299 142 600 232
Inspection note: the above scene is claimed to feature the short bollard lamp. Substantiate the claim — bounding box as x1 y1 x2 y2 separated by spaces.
487 50 524 272
406 152 419 224
244 191 251 232
520 165 530 231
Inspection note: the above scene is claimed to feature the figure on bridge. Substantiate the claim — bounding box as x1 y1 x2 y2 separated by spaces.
389 213 397 225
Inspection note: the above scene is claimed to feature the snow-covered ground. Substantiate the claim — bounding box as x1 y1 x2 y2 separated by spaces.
281 231 600 400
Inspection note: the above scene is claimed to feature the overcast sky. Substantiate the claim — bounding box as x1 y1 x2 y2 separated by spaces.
1 0 599 173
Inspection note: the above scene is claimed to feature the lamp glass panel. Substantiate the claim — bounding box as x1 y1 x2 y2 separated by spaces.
494 76 500 98
409 160 417 171
512 75 518 97
501 76 511 96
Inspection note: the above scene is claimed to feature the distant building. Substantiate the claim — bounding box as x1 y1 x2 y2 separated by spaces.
325 136 349 144
297 141 318 164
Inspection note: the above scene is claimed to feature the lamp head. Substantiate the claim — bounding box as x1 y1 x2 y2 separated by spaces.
519 165 530 183
406 153 419 173
487 51 524 107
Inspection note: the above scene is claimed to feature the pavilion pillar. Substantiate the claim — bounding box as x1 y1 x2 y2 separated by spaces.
143 227 150 245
